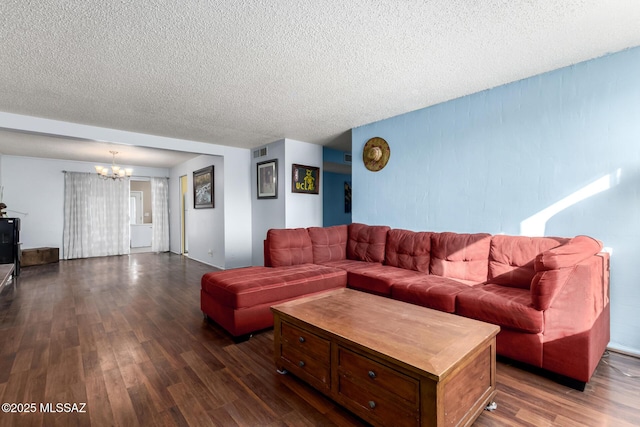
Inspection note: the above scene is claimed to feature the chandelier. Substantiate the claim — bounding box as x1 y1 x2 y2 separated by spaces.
95 151 133 180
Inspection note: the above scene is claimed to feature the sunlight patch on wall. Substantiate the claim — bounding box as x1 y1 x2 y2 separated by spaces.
520 169 621 236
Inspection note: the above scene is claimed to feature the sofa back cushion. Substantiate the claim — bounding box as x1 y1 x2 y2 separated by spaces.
488 235 568 289
430 232 491 283
308 225 348 264
384 229 432 272
535 235 603 271
266 228 313 267
347 223 390 263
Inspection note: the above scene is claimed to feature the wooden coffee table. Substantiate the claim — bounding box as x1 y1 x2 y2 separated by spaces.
271 288 500 427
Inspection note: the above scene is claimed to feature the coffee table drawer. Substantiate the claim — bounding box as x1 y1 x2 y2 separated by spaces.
338 347 419 407
281 322 330 361
337 374 419 427
281 345 330 387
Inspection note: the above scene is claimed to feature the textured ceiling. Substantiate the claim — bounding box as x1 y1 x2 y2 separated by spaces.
1 0 640 164
0 129 199 168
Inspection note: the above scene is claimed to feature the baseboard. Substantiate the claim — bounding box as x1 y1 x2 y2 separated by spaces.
187 255 224 270
607 344 640 359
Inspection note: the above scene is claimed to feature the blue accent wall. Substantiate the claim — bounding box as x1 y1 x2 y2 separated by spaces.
323 147 352 226
323 172 351 226
352 47 640 355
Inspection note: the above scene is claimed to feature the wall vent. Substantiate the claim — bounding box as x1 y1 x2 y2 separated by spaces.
253 147 268 159
344 153 352 163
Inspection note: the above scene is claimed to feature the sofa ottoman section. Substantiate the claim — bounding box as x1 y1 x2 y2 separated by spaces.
201 264 347 337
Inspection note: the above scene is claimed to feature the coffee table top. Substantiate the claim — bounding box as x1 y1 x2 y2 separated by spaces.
271 288 499 380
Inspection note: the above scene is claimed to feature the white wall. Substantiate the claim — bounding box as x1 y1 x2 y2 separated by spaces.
0 155 168 253
284 139 323 228
220 146 252 269
169 155 225 268
251 140 286 266
249 138 324 266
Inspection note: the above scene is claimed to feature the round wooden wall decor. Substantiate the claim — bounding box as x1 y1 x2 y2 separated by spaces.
363 137 390 172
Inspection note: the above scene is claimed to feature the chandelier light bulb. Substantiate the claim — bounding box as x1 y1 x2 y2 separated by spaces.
95 151 132 180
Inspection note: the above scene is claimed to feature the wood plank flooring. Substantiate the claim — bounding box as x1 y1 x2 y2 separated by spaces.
0 253 639 426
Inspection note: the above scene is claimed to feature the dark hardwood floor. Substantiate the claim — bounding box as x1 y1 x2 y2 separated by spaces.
0 253 638 426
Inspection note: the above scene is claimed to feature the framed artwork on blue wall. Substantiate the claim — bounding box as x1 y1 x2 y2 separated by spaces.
345 181 352 213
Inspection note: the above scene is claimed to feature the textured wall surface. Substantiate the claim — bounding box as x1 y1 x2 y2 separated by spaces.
353 47 640 354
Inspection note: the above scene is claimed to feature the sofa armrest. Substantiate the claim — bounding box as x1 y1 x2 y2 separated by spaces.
530 236 604 310
531 248 609 312
535 235 602 271
530 267 574 310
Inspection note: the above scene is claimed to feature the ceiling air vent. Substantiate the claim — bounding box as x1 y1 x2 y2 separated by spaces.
344 153 352 164
253 147 268 159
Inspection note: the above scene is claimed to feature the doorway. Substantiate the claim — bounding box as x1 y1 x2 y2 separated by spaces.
130 191 143 225
180 175 188 255
130 181 152 252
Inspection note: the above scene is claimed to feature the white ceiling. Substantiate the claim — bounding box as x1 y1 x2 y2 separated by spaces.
1 1 639 166
0 129 199 168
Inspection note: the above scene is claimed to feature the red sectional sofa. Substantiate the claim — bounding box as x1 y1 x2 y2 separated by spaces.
201 223 609 388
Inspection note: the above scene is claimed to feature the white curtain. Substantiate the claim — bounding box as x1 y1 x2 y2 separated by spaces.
63 172 130 259
151 177 170 252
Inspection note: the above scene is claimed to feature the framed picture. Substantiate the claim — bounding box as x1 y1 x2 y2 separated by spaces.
344 181 352 213
193 165 214 208
257 159 278 199
292 164 320 194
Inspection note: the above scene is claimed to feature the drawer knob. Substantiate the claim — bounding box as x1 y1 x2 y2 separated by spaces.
299 336 305 343
368 400 376 409
298 360 305 368
368 370 376 379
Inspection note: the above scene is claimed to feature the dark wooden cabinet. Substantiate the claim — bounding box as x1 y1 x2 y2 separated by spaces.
0 218 20 276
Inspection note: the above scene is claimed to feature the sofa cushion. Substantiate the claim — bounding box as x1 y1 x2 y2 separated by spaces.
456 284 543 334
392 275 474 313
530 267 575 311
535 235 602 271
319 259 374 274
347 223 390 263
384 229 432 272
348 264 425 296
488 235 568 289
430 232 491 283
308 225 348 264
201 264 346 309
266 228 313 267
